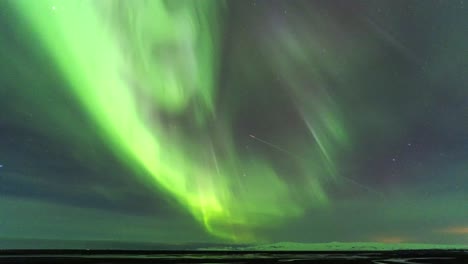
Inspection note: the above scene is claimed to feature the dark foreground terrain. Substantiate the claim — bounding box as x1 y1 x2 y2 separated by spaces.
0 250 467 264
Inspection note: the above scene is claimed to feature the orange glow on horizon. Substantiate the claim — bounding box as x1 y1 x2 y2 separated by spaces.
438 226 468 235
373 236 407 244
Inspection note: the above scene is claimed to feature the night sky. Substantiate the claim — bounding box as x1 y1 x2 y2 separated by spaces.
0 0 467 247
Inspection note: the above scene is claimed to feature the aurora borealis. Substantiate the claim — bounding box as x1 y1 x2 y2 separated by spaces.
0 0 467 247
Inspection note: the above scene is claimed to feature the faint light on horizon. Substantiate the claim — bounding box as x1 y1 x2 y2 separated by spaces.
437 226 468 235
373 236 407 244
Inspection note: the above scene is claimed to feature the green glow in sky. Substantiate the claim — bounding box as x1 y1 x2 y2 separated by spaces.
12 0 345 241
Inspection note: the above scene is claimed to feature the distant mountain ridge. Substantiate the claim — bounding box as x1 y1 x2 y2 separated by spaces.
0 237 228 250
200 242 468 251
2 238 467 251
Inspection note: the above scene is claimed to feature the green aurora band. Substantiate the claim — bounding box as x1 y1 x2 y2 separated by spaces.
12 0 349 241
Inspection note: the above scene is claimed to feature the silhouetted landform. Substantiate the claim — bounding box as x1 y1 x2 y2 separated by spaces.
2 240 467 263
0 249 467 263
201 241 468 251
0 237 230 250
